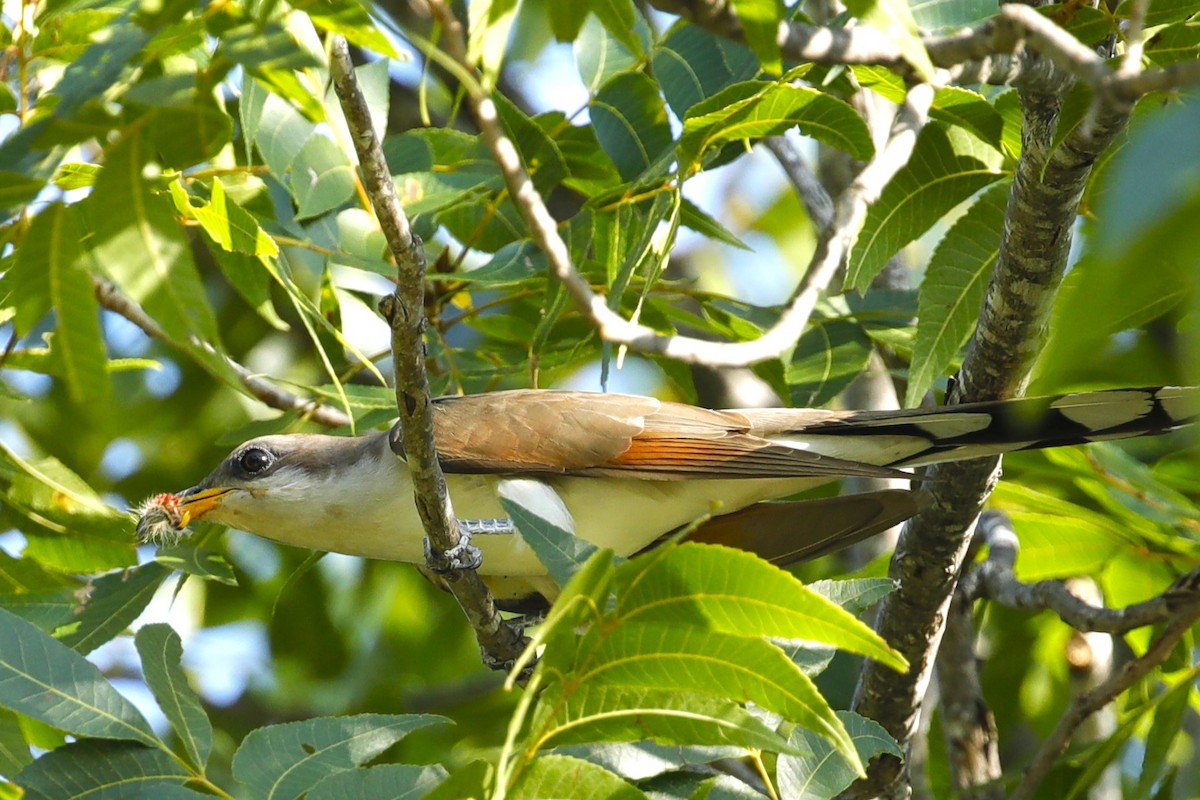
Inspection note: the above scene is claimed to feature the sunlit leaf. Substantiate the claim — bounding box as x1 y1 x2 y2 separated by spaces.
847 122 1005 291
907 180 1008 406
14 740 188 800
0 608 160 746
135 623 213 770
231 714 449 800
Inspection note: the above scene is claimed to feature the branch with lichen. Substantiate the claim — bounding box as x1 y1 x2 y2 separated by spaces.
328 35 526 669
92 277 353 429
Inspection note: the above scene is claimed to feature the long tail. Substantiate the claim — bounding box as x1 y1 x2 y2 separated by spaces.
781 386 1198 469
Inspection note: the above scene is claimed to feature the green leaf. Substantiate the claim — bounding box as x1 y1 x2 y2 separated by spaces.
531 683 803 755
989 508 1123 582
847 122 1005 292
1136 669 1196 799
58 563 169 655
574 13 643 92
52 162 100 190
308 763 449 800
0 708 31 776
1114 0 1200 27
787 319 874 408
155 544 238 586
777 711 902 799
1146 22 1200 66
494 95 569 193
11 202 110 405
0 173 45 207
910 0 996 29
591 72 673 182
292 134 357 219
509 754 646 799
582 622 863 774
651 23 759 118
843 0 933 80
180 178 280 257
549 1 591 42
14 740 189 800
50 19 148 119
730 0 783 73
907 180 1008 406
678 82 873 173
0 588 78 634
513 550 616 680
499 479 595 592
145 103 233 168
0 443 135 573
807 578 895 616
930 87 1004 151
468 0 520 88
295 0 400 58
231 714 449 800
216 20 323 71
0 607 159 746
89 132 220 344
135 624 213 770
614 543 905 670
679 197 751 249
591 0 644 57
243 77 315 178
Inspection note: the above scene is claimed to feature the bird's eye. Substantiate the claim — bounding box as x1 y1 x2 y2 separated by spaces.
237 447 273 475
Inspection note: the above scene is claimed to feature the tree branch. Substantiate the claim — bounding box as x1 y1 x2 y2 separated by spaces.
648 1 1200 98
420 0 934 368
92 277 353 429
1010 594 1200 800
328 35 526 668
936 585 1002 800
964 512 1200 634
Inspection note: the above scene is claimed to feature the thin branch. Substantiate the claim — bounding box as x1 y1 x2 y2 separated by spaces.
649 1 1200 98
936 585 1002 800
328 36 526 667
763 135 834 231
1010 598 1200 800
92 277 353 429
965 512 1200 634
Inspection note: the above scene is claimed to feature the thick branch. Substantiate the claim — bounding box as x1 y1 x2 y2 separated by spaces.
848 19 1137 799
92 277 353 429
329 36 525 667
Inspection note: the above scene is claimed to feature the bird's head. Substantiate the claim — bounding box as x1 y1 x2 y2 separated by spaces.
135 433 391 543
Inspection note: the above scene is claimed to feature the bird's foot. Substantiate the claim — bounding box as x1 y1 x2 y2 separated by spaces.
424 531 484 572
460 517 516 535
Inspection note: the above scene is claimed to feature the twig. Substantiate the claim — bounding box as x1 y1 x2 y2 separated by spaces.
965 512 1200 634
92 277 352 429
1010 597 1200 800
763 136 834 230
328 36 525 667
1118 0 1151 79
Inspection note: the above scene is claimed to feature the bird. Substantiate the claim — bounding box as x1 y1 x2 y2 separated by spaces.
138 386 1197 604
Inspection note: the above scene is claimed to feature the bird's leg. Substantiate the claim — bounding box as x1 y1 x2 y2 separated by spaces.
423 518 514 572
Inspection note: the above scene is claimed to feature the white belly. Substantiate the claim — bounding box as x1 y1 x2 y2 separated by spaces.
211 454 826 577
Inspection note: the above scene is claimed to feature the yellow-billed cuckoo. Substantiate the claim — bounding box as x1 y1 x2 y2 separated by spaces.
138 386 1196 602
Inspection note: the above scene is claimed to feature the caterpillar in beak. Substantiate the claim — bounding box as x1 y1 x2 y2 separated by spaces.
134 492 191 545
